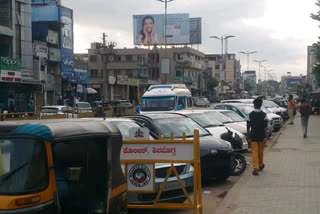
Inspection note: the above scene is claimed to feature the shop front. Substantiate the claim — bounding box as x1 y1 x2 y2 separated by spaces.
115 75 129 101
128 78 139 105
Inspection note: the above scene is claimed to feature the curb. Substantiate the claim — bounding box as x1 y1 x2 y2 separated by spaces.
214 122 287 214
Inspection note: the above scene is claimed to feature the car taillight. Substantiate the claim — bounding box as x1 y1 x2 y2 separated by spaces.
16 196 40 206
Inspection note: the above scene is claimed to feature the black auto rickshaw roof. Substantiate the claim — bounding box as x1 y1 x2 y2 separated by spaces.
0 119 121 141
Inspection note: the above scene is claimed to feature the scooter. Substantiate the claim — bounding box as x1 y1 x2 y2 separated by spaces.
221 128 247 176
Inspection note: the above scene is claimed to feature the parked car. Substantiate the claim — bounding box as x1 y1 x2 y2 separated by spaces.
40 105 74 118
212 103 276 134
170 111 248 151
75 102 93 113
215 110 248 137
126 114 234 181
95 118 194 204
195 97 210 107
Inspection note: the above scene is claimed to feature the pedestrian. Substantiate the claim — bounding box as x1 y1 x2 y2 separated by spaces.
95 105 106 118
288 95 296 124
247 97 268 176
299 98 312 138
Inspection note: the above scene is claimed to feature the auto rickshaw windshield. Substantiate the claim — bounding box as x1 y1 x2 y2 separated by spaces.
0 138 49 195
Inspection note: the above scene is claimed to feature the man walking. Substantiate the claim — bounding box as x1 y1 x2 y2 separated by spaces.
299 98 312 138
288 95 296 124
247 98 268 176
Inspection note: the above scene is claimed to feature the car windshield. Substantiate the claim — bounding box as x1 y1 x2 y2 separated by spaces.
153 117 209 139
77 103 91 109
188 113 223 127
207 111 232 124
237 105 254 116
0 138 49 195
112 121 154 140
141 96 175 111
220 111 245 122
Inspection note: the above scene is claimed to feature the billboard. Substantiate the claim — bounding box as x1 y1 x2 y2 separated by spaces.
60 6 75 82
133 14 190 45
0 57 22 82
190 17 202 44
286 78 302 89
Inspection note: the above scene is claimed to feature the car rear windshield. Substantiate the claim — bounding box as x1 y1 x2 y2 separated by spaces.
77 103 91 109
141 96 175 111
112 121 154 140
207 111 232 124
0 138 49 195
153 117 208 139
220 111 245 122
237 105 254 115
41 107 59 113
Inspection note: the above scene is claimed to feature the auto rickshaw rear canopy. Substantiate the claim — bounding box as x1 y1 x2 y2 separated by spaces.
0 119 121 141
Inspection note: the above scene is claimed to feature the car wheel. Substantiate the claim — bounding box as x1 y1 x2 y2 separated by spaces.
232 153 247 176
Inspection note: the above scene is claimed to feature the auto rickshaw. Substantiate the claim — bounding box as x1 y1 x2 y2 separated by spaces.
0 119 127 214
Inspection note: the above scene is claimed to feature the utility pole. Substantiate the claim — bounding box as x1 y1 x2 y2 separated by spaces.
239 51 257 71
253 59 267 82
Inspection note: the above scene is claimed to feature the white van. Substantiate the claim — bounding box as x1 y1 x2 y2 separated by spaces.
137 84 193 113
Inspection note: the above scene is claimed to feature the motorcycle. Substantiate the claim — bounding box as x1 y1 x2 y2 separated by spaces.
221 128 247 176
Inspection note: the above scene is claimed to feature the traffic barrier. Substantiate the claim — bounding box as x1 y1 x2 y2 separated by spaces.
121 129 202 214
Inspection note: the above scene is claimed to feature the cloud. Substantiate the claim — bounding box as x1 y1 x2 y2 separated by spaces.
63 0 319 81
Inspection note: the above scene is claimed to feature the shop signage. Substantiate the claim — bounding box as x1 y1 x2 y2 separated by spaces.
48 47 61 62
117 75 128 85
0 57 22 82
127 163 154 192
129 78 139 86
33 42 48 58
108 76 116 84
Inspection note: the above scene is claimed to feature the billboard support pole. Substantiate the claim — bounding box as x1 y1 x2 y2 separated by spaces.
157 0 174 84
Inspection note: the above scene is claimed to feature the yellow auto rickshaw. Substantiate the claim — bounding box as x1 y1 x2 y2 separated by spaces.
0 119 127 214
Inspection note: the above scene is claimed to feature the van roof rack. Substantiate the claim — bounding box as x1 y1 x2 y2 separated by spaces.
148 84 187 91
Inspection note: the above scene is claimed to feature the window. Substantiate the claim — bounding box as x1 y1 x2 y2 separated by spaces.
90 69 98 78
223 64 226 70
0 0 11 28
0 35 12 57
115 55 121 62
15 24 21 59
89 55 97 62
176 54 183 60
178 97 186 109
215 65 220 69
176 70 183 77
0 138 49 195
125 55 132 62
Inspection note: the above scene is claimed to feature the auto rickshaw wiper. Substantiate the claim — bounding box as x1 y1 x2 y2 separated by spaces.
0 162 30 182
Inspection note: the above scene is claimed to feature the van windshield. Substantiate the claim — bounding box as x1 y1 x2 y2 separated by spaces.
0 138 49 195
141 96 175 111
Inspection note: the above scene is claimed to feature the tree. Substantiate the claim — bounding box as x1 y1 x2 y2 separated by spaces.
310 0 320 86
207 77 219 91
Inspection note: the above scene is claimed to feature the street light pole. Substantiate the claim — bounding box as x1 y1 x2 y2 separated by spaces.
253 59 267 82
239 51 257 71
262 65 271 81
157 0 174 84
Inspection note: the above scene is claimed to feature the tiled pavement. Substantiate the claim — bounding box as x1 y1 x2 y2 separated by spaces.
215 115 320 214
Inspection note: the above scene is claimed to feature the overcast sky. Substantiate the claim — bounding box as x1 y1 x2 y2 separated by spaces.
63 0 319 81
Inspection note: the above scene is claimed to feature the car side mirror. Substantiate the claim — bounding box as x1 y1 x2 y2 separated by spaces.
136 106 141 114
66 167 82 182
177 104 183 111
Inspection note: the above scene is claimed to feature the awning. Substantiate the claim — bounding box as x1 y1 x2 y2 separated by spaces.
0 26 14 37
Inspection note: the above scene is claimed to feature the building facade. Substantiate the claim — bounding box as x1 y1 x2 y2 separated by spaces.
280 75 303 94
206 54 242 92
0 0 41 112
307 45 318 90
86 44 208 103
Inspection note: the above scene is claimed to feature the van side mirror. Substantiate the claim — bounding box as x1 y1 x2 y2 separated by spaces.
177 104 183 111
66 167 82 182
136 106 141 114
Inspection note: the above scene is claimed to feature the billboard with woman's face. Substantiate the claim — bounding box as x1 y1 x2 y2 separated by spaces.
133 14 190 45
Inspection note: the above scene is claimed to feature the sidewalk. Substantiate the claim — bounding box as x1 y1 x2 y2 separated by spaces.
215 115 320 214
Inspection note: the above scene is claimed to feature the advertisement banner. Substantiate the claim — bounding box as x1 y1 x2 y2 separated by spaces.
129 78 139 86
60 6 75 82
108 76 116 84
74 69 89 85
161 59 170 74
286 78 302 89
133 14 190 45
33 41 48 58
0 57 22 82
190 17 202 44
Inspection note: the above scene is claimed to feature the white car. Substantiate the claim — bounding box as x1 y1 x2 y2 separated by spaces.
40 105 74 118
75 102 93 113
195 97 210 107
